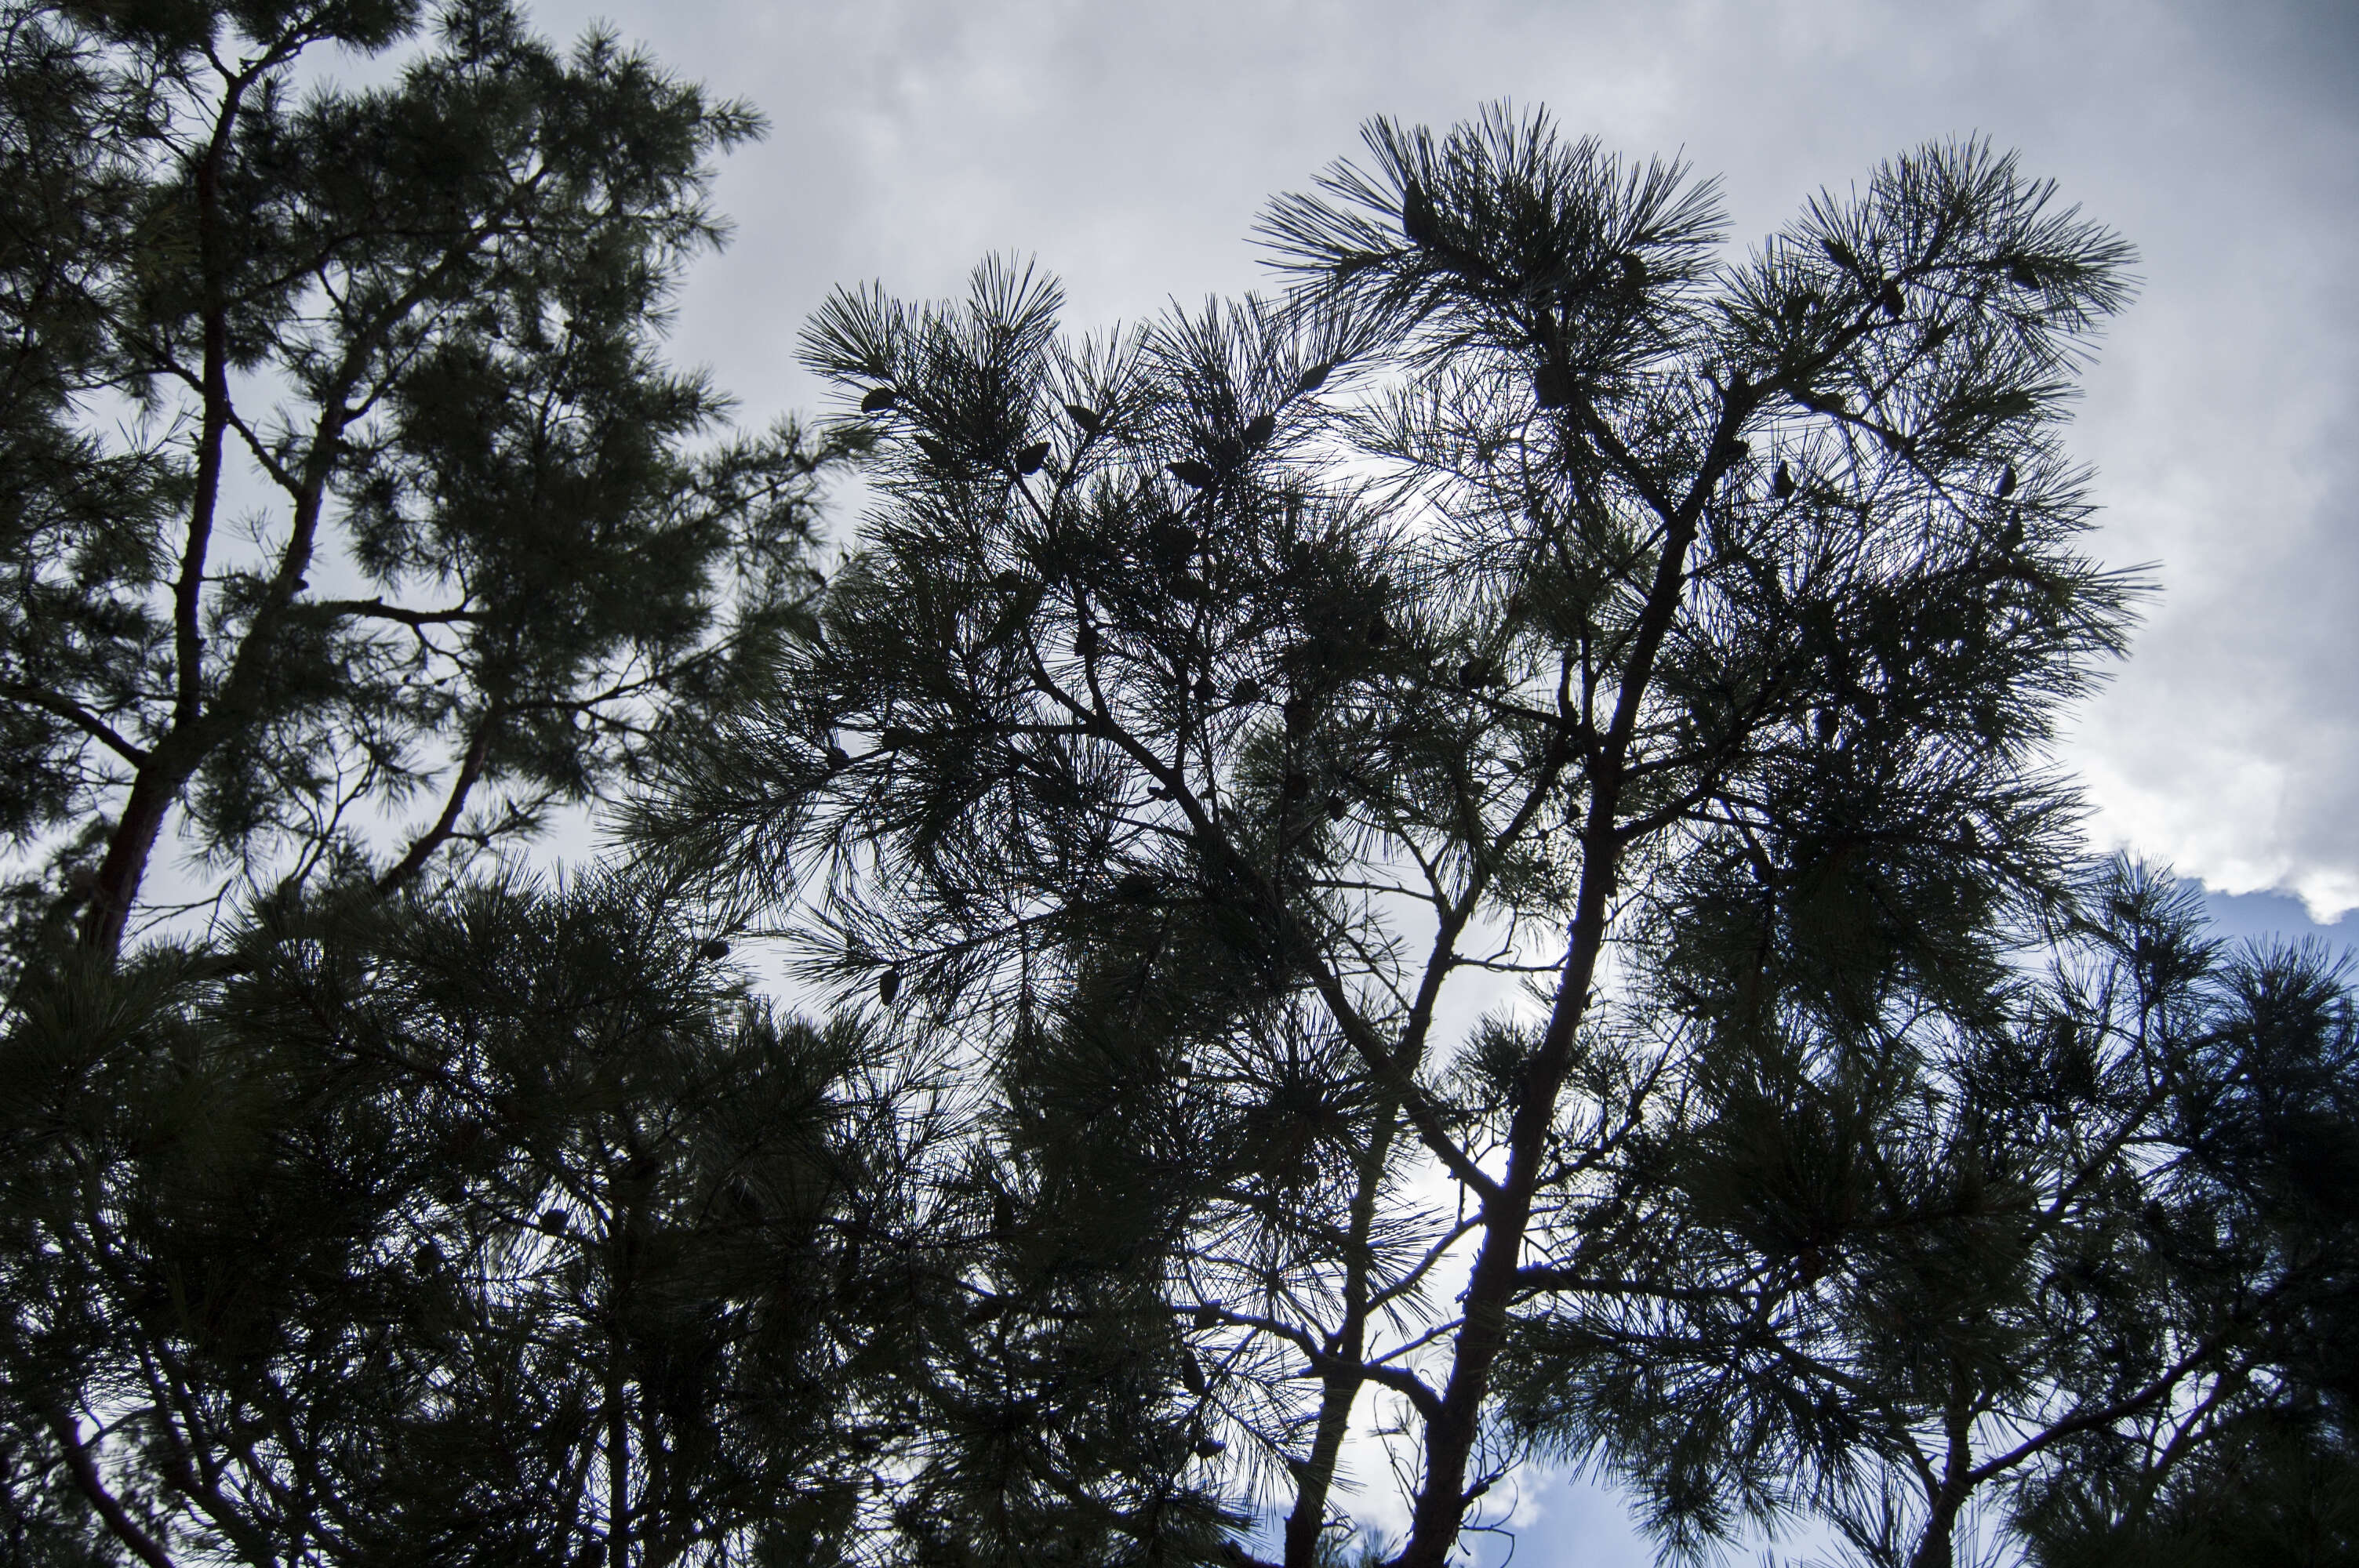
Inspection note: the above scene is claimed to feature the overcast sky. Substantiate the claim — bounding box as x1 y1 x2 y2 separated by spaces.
507 0 2359 927
493 0 2348 1555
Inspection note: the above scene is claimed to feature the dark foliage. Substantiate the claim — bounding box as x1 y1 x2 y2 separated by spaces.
1 872 936 1566
1499 859 2359 1566
628 107 2179 1568
0 0 851 970
9 55 2344 1568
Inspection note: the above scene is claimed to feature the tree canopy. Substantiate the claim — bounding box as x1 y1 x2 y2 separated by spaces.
4 23 2353 1568
0 0 851 969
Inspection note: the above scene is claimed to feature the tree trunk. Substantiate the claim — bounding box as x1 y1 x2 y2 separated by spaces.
1282 1111 1402 1568
1397 789 1624 1568
1910 1374 1976 1568
78 750 194 956
1909 1496 1962 1568
1394 391 1737 1568
609 1239 631 1568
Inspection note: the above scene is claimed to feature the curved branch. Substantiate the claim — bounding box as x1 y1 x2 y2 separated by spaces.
1 682 150 764
375 706 500 893
43 1405 179 1568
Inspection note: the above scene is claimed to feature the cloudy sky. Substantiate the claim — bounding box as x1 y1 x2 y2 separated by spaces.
512 0 2359 931
502 0 2348 1555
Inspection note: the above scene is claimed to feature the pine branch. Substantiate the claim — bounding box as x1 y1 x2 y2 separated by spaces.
374 705 500 894
0 681 150 764
42 1406 179 1568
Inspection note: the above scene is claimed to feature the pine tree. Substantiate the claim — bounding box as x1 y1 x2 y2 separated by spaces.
1496 858 2358 1567
0 0 852 972
0 5 924 1563
0 872 937 1566
632 109 2144 1566
2011 895 2359 1568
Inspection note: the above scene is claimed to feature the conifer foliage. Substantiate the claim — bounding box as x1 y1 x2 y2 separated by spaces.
623 106 2348 1568
1500 858 2359 1566
0 4 903 1564
0 0 851 968
3 876 933 1567
8 40 2355 1566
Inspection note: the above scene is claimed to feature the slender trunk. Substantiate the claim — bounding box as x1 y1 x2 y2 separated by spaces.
1394 391 1738 1568
1908 1371 1976 1568
1289 886 1486 1568
67 38 505 956
78 67 246 959
1396 819 1617 1568
80 755 188 954
1282 1113 1401 1568
1909 1505 1960 1568
608 1287 630 1568
608 1170 639 1568
169 131 234 742
1284 1370 1363 1568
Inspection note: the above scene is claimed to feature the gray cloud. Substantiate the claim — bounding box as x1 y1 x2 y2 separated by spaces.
511 0 2356 915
